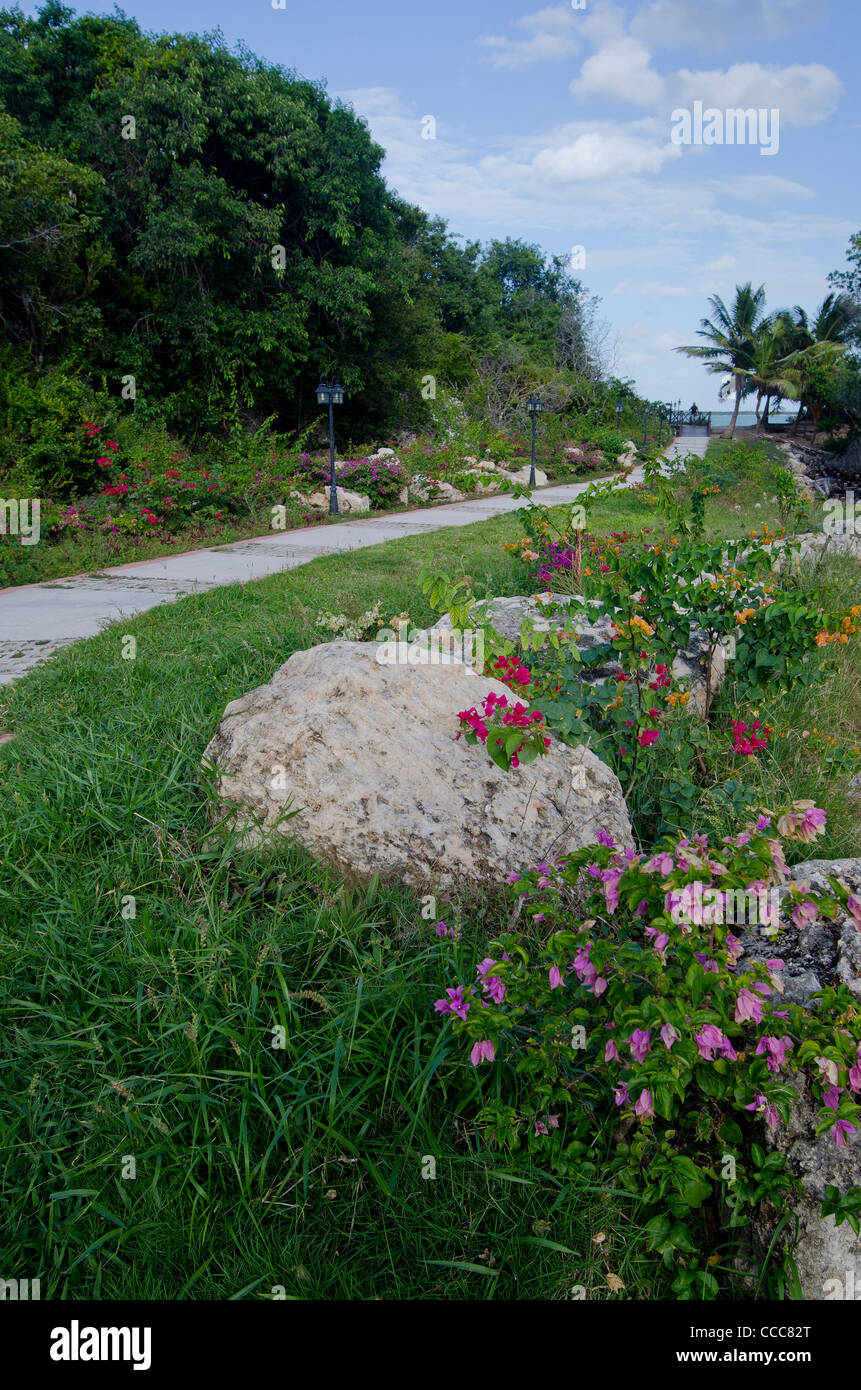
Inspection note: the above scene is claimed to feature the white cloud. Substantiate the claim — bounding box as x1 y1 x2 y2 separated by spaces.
709 174 815 202
531 124 682 181
572 38 666 107
670 63 843 126
571 42 843 128
477 4 583 70
631 0 825 50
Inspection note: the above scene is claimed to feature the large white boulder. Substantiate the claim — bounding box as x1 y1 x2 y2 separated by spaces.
307 487 371 514
202 641 632 889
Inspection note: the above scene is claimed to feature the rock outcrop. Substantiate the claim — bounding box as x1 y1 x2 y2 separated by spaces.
202 641 633 890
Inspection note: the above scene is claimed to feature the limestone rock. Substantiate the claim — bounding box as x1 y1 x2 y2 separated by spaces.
502 464 549 487
307 487 371 514
202 641 632 889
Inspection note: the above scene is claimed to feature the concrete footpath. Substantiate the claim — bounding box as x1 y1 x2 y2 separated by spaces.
0 437 705 684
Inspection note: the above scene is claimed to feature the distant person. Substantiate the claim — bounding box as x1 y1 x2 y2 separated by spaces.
690 402 698 418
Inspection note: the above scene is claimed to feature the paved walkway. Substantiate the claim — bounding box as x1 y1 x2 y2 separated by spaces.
0 437 706 684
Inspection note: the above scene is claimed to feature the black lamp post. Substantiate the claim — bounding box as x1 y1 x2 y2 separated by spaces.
642 403 650 448
526 394 542 486
615 397 624 430
657 409 664 447
315 379 345 515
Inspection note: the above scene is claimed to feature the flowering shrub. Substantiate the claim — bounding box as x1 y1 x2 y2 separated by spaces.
432 805 861 1296
457 690 550 771
316 603 410 641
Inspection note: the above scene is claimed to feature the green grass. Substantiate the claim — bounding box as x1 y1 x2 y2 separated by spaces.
0 514 668 1300
1 446 858 1300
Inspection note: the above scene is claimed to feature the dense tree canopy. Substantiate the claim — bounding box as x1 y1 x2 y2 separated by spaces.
0 3 592 441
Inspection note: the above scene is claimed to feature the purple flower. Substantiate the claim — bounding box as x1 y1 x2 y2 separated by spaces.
660 1023 679 1050
634 1089 654 1119
482 975 506 1005
745 1093 780 1128
613 1083 629 1107
434 986 470 1021
832 1119 857 1148
470 1038 495 1066
695 1024 737 1062
734 988 764 1025
629 1029 652 1064
549 965 563 990
605 1039 620 1062
476 958 496 978
755 1035 794 1074
597 828 615 847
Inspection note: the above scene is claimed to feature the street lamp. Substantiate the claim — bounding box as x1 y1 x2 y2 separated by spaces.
657 409 664 448
615 397 624 430
642 402 650 448
526 394 542 486
315 379 345 515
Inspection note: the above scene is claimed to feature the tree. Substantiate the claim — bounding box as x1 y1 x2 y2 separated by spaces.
675 283 766 437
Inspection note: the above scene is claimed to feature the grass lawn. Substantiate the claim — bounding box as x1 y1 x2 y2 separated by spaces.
1 443 859 1300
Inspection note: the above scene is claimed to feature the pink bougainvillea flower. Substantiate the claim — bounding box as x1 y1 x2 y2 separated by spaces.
660 1023 679 1050
434 986 470 1021
791 896 819 929
629 1029 652 1064
755 1035 794 1073
605 1039 620 1063
776 801 827 843
735 988 764 1025
533 1119 548 1135
695 1024 737 1062
548 965 563 991
483 976 506 1005
476 958 496 978
613 1083 629 1107
745 1093 780 1128
634 1089 654 1119
832 1118 856 1148
847 894 861 931
470 1039 496 1066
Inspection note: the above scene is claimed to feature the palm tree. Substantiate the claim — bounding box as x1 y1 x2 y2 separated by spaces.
676 283 767 438
783 294 859 433
737 315 795 433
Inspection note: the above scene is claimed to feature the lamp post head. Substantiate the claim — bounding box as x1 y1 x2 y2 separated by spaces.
316 380 330 406
526 394 542 416
331 381 345 406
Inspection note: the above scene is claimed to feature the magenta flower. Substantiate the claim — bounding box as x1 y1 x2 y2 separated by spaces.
434 986 470 1021
660 1023 679 1050
470 1039 495 1066
483 975 506 1005
745 1093 780 1128
476 958 496 978
847 895 861 931
613 1083 629 1107
637 729 660 748
605 1039 620 1062
791 896 819 929
597 828 615 847
549 965 563 990
832 1118 857 1148
755 1035 794 1073
634 1089 654 1119
695 1024 737 1062
629 1029 652 1064
734 988 764 1025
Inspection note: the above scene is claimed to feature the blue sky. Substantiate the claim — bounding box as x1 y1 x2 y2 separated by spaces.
43 0 861 406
